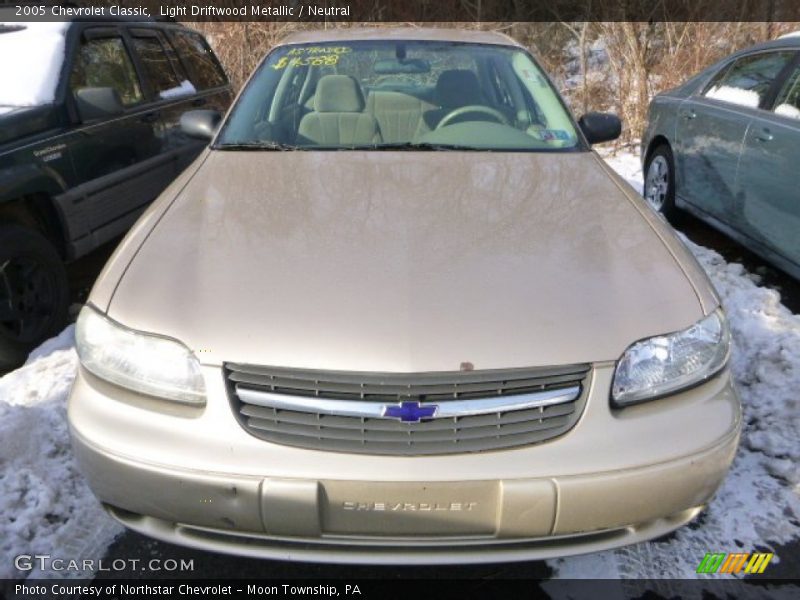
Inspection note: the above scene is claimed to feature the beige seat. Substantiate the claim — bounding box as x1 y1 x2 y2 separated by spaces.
297 75 381 146
365 91 436 143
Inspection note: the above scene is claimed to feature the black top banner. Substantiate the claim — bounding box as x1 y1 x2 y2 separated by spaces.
2 0 800 22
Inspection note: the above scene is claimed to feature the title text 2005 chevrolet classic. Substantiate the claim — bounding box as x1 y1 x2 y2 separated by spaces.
68 29 740 563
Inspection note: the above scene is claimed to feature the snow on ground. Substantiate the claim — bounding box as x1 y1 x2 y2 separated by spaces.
0 327 122 579
602 147 644 194
547 152 800 588
0 150 797 585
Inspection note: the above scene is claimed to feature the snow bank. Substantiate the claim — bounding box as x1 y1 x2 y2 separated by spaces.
600 148 643 194
548 153 800 585
705 85 760 108
775 103 800 120
0 327 122 579
690 240 800 486
0 22 69 108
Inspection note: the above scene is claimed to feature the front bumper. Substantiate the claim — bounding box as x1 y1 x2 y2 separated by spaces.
68 363 741 563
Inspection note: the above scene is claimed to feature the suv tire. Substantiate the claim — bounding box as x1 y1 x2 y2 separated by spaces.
0 224 69 371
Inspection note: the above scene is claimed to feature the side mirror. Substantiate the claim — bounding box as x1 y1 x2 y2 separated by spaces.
75 87 124 121
578 112 622 145
180 110 222 141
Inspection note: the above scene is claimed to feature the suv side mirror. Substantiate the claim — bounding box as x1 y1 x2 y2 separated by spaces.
180 110 222 141
578 112 622 145
75 87 124 121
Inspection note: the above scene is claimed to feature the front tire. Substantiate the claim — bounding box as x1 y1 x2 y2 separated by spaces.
0 224 69 371
644 144 680 222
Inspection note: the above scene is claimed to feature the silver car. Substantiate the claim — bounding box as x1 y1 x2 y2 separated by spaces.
642 34 800 279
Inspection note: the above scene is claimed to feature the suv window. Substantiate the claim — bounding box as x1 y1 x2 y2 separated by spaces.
131 34 186 99
170 31 226 90
773 64 800 120
703 51 795 109
70 37 143 106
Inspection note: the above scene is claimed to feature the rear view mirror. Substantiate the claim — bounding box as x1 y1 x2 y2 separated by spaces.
373 58 430 75
578 112 622 145
180 110 222 141
75 87 124 121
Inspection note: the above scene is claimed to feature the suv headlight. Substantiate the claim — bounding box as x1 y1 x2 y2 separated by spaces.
611 309 730 406
75 305 205 405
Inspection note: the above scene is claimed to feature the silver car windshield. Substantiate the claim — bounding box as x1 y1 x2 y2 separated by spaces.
216 40 582 151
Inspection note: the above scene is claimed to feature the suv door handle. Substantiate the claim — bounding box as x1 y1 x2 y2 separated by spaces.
140 111 160 123
680 109 697 120
755 129 774 142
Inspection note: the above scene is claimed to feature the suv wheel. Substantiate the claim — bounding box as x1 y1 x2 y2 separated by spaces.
644 144 680 222
0 224 69 371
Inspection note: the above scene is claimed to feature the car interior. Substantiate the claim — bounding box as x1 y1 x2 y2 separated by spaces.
237 43 580 149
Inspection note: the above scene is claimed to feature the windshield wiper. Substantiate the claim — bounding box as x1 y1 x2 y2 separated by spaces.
214 141 484 152
368 142 482 151
214 141 300 151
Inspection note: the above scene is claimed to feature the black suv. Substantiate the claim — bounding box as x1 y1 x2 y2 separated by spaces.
0 17 232 369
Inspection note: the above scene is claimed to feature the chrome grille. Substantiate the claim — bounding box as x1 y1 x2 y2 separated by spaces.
225 363 591 455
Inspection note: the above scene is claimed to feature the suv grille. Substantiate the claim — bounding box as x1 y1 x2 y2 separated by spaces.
225 363 591 455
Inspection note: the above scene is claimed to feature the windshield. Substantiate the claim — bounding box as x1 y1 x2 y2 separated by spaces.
216 40 582 151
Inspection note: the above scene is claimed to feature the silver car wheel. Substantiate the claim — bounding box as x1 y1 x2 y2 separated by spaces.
645 155 670 212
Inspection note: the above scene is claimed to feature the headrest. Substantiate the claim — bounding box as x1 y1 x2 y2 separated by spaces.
314 75 365 113
435 69 484 108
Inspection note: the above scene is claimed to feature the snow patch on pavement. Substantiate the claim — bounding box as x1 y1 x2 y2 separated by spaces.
547 153 800 586
0 327 122 579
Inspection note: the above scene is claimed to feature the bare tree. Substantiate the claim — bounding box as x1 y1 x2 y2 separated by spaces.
189 16 800 148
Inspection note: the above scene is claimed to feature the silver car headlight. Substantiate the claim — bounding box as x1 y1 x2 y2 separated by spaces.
75 305 206 405
611 309 730 406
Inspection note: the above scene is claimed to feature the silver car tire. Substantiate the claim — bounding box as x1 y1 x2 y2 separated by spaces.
644 145 680 221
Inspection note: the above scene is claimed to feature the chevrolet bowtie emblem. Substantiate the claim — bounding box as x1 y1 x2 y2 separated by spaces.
382 401 438 423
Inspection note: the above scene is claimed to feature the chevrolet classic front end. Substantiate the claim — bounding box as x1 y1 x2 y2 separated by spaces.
67 28 740 564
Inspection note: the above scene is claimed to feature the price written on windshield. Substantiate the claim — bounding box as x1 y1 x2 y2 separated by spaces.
271 46 352 69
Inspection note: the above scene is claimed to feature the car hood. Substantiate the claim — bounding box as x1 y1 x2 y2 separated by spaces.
107 150 704 371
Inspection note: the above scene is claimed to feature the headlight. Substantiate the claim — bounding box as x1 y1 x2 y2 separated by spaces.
611 309 730 406
75 305 205 405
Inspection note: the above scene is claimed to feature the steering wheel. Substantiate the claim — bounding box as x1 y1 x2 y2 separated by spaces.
436 105 510 129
